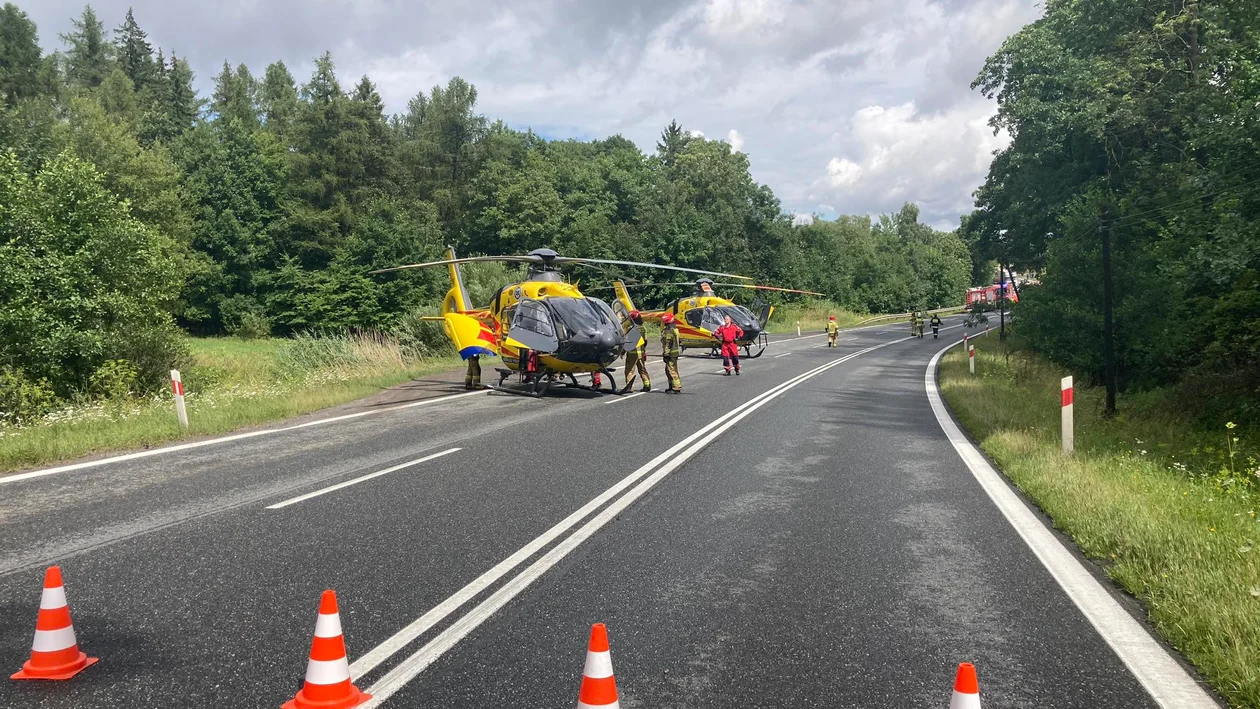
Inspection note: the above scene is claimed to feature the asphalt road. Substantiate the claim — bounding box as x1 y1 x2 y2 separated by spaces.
0 319 1206 707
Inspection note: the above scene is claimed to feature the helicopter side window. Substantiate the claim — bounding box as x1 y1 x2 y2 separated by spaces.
513 299 555 337
685 308 704 328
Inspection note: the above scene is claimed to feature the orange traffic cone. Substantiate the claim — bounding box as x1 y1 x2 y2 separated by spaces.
11 566 98 680
949 662 982 709
282 590 370 709
576 623 620 709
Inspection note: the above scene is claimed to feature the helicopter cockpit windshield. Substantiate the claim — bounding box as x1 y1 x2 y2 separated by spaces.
717 306 759 332
547 297 610 338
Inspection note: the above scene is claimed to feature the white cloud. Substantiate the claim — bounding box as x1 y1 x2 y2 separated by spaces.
811 99 1010 223
792 213 815 225
689 129 706 139
727 129 745 152
826 158 863 188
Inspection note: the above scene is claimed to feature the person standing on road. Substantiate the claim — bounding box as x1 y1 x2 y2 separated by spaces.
715 314 744 375
620 310 651 394
465 354 482 390
661 313 682 393
826 315 839 347
929 313 943 339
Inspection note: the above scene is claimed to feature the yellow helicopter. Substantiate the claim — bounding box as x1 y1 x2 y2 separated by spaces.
370 247 751 396
605 278 824 359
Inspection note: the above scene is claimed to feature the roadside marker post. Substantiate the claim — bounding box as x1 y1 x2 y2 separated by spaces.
170 370 189 430
968 346 975 375
1061 375 1074 455
796 321 801 337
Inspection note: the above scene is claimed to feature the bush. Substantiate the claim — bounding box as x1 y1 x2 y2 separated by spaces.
394 306 456 358
0 150 186 397
220 295 273 339
0 367 58 425
87 359 139 401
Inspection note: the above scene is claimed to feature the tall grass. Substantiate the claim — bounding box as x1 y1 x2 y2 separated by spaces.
0 331 459 474
765 301 866 333
941 338 1259 708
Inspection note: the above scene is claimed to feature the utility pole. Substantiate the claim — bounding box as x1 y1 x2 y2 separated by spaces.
1100 205 1117 416
998 263 1006 341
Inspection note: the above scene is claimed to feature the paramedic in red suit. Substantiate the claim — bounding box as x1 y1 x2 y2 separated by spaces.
715 315 744 376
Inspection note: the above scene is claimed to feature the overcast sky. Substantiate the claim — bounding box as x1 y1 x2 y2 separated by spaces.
22 0 1042 230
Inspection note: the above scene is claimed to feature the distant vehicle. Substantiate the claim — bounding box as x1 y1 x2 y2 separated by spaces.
965 283 1018 307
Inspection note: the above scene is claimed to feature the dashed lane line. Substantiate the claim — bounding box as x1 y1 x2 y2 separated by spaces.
2 391 486 486
266 448 462 509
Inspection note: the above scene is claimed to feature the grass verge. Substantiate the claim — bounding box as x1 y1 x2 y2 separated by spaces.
940 336 1259 708
0 332 459 474
765 302 867 333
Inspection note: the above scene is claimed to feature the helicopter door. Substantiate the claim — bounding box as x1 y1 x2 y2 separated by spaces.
601 298 640 350
751 297 773 328
507 299 560 353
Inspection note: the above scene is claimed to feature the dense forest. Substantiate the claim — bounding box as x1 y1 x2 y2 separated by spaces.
0 3 971 408
963 0 1260 421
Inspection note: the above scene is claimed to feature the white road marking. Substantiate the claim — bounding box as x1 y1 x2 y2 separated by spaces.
355 337 912 705
603 392 645 405
6 322 945 487
925 339 1218 708
2 390 488 486
265 448 462 509
772 352 792 358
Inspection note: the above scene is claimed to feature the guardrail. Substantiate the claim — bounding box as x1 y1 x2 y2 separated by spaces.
853 305 967 327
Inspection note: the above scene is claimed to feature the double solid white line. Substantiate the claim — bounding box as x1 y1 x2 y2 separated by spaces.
354 335 913 705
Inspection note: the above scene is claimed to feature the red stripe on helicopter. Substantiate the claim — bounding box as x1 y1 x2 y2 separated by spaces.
477 329 497 344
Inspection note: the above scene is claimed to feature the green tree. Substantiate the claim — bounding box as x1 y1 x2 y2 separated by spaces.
0 2 41 106
655 119 690 168
175 116 287 331
113 7 154 91
61 5 112 90
259 60 299 138
211 60 258 128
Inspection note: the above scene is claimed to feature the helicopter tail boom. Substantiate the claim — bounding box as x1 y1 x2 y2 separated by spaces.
440 245 475 314
443 312 499 360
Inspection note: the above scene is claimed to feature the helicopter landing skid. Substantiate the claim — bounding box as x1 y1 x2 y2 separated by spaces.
561 370 618 394
491 368 553 397
742 332 769 359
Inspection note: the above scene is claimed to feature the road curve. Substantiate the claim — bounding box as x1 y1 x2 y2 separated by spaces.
0 318 1212 708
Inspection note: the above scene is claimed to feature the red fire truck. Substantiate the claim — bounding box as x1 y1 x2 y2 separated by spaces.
965 283 1018 307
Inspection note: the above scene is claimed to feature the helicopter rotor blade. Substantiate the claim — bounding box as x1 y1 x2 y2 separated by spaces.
588 281 824 296
551 257 752 281
708 283 826 296
584 282 693 292
367 255 539 275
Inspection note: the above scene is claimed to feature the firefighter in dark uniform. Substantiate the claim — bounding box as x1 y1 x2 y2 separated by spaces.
929 312 943 338
465 355 481 390
619 310 651 394
661 313 682 393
